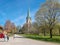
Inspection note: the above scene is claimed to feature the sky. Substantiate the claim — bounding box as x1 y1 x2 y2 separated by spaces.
0 0 46 26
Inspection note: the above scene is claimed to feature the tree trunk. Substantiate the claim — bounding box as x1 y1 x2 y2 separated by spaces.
44 29 46 36
50 28 52 38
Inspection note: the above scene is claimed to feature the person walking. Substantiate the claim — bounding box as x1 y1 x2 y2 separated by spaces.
4 34 8 41
3 31 8 42
7 34 9 40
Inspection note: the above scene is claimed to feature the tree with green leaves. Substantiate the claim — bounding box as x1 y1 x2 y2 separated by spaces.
35 0 60 38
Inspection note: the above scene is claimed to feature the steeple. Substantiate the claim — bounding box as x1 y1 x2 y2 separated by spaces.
26 8 31 20
27 8 30 17
26 8 32 34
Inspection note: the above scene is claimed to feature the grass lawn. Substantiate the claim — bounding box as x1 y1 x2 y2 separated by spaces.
20 34 60 43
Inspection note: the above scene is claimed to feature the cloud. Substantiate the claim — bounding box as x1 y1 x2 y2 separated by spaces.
11 14 26 26
12 15 25 22
0 11 6 16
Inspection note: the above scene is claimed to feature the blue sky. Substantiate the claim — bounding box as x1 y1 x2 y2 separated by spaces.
0 0 45 26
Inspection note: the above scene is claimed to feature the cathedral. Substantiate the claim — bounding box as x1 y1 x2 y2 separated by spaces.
26 9 32 32
22 9 32 34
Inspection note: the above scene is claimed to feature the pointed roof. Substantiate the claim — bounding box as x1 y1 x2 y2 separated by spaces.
26 8 31 19
27 8 30 18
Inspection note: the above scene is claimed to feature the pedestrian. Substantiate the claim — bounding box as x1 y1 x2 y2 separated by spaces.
7 35 9 40
4 34 8 41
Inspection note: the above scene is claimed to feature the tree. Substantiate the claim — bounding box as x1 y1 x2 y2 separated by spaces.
11 23 16 33
21 24 28 34
4 20 12 33
32 22 40 34
0 26 3 33
55 23 60 35
4 20 16 33
35 0 60 38
58 25 60 35
16 26 21 32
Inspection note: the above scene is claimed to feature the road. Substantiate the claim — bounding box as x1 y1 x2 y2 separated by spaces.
0 35 60 45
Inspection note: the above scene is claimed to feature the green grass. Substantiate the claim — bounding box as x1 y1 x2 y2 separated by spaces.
20 34 60 43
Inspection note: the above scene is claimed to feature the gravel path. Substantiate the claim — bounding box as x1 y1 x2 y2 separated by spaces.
0 35 60 45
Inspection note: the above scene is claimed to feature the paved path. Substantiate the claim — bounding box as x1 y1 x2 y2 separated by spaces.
0 35 60 45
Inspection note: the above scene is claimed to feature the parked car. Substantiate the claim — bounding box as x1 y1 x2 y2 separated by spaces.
0 33 4 38
0 33 4 41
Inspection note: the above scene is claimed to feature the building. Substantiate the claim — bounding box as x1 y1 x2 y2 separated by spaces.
22 9 32 34
26 9 32 33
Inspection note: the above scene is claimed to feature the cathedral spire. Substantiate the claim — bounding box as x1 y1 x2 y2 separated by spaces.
27 8 30 18
26 8 32 34
26 8 31 20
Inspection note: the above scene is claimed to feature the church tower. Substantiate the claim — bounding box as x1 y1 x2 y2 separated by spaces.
26 9 31 33
26 9 31 24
